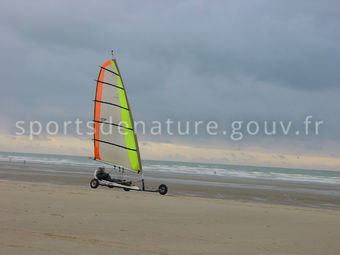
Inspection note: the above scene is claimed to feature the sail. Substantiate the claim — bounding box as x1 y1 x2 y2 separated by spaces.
93 59 141 172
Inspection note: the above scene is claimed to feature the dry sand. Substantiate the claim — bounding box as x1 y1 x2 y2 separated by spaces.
0 181 340 255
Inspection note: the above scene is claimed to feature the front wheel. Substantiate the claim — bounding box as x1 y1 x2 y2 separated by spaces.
90 178 99 189
158 184 168 195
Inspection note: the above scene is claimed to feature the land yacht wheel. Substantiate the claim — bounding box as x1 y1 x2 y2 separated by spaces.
90 179 99 189
158 184 168 195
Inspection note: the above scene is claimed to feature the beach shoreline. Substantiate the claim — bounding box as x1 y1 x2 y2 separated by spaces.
1 161 340 210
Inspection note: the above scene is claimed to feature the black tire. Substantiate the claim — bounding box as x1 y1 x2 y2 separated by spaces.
158 184 168 195
90 179 99 189
123 188 130 191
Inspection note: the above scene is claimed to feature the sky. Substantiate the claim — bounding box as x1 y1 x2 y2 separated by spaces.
0 0 340 170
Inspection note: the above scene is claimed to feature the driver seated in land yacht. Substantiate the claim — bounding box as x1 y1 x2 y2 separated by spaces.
96 167 131 186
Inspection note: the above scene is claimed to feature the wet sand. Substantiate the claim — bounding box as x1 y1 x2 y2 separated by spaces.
1 161 340 210
1 180 340 255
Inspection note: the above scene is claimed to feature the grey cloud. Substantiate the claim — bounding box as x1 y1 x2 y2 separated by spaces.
0 0 339 155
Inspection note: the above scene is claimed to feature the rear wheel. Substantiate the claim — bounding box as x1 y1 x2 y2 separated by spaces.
158 184 168 195
90 179 99 189
123 188 130 191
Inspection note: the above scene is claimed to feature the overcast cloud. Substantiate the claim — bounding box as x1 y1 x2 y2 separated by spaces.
0 0 339 157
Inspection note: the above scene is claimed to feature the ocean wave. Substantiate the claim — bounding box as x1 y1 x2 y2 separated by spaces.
144 163 340 185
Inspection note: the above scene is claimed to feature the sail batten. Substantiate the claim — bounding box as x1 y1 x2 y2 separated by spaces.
95 80 125 90
94 100 129 110
93 120 134 131
93 58 142 172
93 139 137 151
100 66 120 77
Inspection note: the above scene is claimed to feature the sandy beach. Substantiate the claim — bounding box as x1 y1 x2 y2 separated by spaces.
1 181 340 255
1 161 340 210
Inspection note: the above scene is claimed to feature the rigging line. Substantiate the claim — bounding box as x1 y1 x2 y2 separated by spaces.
93 139 137 151
100 66 120 77
93 120 134 131
93 100 129 111
96 80 124 90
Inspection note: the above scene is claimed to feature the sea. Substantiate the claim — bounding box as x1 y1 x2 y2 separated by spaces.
1 151 340 209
